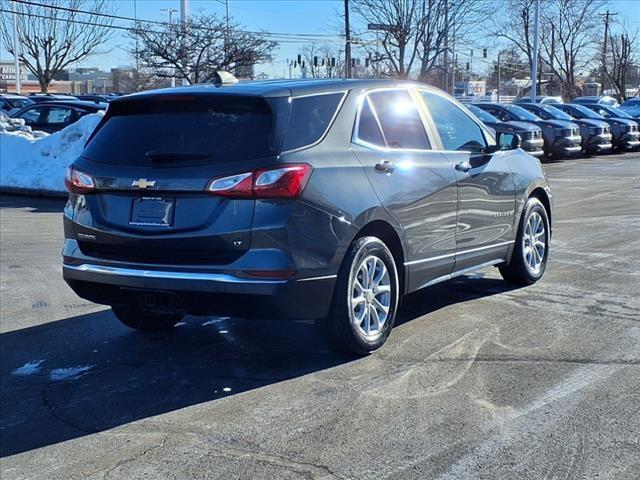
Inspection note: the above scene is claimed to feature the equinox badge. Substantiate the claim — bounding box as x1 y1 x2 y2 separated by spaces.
132 178 156 189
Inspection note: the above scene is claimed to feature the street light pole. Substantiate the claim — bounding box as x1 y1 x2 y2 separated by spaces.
11 0 21 93
497 52 501 102
530 0 540 102
161 8 179 87
180 0 189 85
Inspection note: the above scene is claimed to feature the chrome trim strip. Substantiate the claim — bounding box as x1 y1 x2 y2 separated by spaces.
404 240 515 266
63 264 287 284
296 274 338 282
416 259 504 290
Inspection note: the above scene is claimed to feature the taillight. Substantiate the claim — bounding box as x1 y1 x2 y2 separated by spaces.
206 164 312 199
65 166 95 194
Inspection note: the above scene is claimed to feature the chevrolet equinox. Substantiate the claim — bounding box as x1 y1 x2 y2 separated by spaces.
63 79 553 355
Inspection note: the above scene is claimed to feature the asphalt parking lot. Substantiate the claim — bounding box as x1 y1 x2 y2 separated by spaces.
1 152 639 479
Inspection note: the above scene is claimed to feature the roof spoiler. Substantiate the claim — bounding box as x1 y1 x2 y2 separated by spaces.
213 71 239 87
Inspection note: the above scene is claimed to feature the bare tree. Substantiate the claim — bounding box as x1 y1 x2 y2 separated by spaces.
131 12 277 84
352 0 489 80
541 0 606 99
416 0 490 82
604 24 639 101
0 0 114 92
490 0 537 70
493 0 606 98
302 44 322 78
351 0 423 78
111 68 168 93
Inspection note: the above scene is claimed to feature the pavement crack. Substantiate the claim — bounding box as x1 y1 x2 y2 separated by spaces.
211 444 344 479
41 386 94 435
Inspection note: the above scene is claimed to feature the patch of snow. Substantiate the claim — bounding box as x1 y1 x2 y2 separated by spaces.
0 111 104 192
222 387 232 392
11 359 45 376
48 365 94 381
175 321 187 327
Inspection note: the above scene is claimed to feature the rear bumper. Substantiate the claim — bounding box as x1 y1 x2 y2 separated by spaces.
62 240 337 319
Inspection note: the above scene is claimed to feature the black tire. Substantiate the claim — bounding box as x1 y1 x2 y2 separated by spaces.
111 306 183 331
320 236 400 356
499 196 550 286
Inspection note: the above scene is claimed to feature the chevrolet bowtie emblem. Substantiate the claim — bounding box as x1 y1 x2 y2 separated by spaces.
132 178 156 189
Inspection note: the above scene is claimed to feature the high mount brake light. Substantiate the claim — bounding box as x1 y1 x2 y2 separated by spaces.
206 164 312 199
65 166 96 194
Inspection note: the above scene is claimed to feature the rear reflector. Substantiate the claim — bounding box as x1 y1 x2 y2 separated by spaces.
206 164 312 199
65 166 96 194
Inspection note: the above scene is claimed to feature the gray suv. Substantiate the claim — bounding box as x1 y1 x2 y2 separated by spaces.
63 79 553 355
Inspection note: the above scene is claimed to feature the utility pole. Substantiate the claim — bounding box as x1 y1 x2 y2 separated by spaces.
11 0 21 94
530 0 540 102
599 10 618 94
443 0 449 92
180 0 189 85
344 0 351 78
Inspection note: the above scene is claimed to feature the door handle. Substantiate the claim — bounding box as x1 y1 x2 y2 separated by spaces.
375 160 395 173
455 161 471 172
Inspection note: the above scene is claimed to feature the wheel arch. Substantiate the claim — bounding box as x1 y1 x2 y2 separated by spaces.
353 220 406 294
529 186 553 232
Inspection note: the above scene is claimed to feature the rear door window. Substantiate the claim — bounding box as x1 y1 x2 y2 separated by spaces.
420 91 487 153
83 95 284 166
282 92 345 151
367 90 430 149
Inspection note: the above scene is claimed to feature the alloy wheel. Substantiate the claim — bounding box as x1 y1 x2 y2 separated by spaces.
522 211 546 274
351 255 392 340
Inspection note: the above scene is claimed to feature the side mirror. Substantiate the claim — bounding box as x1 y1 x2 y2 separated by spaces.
497 132 521 151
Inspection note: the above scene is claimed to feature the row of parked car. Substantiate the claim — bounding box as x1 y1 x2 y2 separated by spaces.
468 98 640 159
0 93 116 133
1 90 639 153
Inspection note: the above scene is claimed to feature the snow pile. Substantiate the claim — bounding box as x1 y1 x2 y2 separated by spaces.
0 111 104 193
0 113 47 137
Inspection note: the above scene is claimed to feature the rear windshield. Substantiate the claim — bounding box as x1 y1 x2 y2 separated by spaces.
83 94 285 166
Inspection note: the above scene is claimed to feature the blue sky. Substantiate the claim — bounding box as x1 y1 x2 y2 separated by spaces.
2 0 639 79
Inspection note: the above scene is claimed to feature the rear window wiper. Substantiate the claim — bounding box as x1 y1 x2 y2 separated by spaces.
145 150 213 164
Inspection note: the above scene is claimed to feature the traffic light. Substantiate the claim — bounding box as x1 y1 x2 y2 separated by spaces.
331 57 336 67
466 62 470 70
483 48 487 58
297 54 302 64
313 56 318 67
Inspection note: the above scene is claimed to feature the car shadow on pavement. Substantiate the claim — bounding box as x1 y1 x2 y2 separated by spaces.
0 274 518 458
0 193 66 213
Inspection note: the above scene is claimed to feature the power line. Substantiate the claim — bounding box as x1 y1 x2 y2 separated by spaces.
6 0 344 40
1 8 342 45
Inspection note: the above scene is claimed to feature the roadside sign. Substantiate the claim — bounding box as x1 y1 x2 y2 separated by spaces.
368 23 394 31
